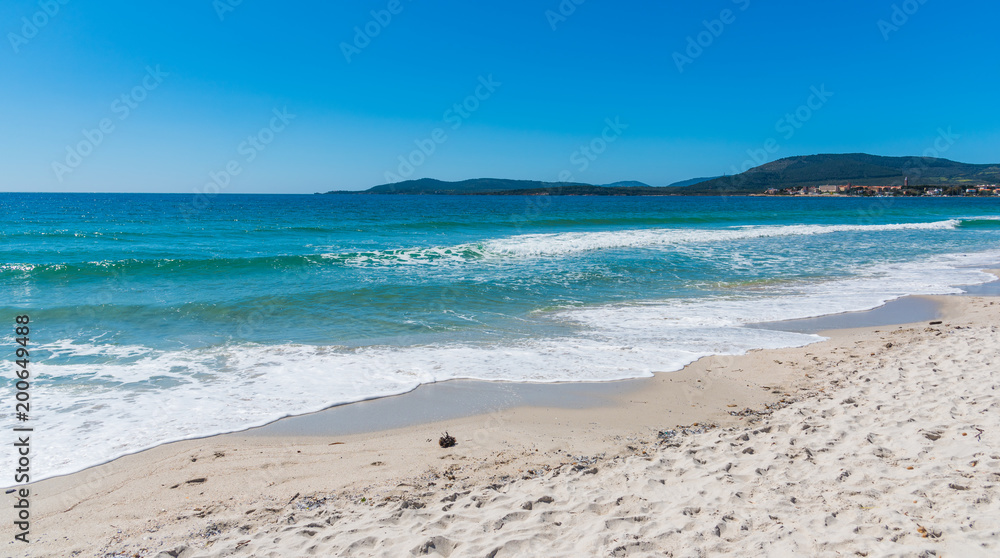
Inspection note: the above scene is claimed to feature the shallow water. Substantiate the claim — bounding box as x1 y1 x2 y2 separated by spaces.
3 193 999 479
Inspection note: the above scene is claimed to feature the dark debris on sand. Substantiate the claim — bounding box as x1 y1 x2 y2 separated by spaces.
439 432 457 448
657 423 718 447
727 398 797 422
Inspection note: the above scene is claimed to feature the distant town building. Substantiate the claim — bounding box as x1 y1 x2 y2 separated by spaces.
867 185 902 193
817 184 849 193
768 183 993 197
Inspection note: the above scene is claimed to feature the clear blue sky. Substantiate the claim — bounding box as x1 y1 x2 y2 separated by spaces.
3 0 998 192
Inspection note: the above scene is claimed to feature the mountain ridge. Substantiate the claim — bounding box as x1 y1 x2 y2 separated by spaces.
322 154 1000 195
690 153 1000 193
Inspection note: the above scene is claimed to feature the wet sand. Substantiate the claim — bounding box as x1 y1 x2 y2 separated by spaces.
18 289 1000 557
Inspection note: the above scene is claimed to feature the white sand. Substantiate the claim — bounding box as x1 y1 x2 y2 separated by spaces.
18 296 1000 557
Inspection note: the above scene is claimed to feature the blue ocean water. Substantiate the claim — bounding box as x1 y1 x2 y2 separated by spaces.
3 193 1000 479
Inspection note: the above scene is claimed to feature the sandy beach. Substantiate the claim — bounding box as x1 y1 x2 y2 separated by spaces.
9 1 1000 555
15 293 1000 557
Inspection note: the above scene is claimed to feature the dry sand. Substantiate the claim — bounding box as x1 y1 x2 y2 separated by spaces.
13 295 1000 557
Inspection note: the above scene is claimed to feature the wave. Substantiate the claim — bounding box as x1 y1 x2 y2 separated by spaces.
8 248 999 483
0 219 967 279
956 216 1000 229
0 254 330 281
11 321 822 483
327 219 964 264
480 220 961 257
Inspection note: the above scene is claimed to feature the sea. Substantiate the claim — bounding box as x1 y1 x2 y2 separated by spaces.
3 193 1000 481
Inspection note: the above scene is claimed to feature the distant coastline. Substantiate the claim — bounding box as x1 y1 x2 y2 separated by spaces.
323 153 1000 197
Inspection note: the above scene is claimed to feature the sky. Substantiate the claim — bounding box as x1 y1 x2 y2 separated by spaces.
2 0 998 193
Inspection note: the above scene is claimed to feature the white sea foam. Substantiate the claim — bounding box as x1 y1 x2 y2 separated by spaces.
324 220 961 265
20 327 819 482
6 247 999 483
482 220 960 258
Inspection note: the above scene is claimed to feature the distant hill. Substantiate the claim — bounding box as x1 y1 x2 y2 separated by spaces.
599 180 651 188
479 184 676 196
325 178 592 195
689 154 1000 193
324 178 672 196
322 154 1000 196
666 176 722 188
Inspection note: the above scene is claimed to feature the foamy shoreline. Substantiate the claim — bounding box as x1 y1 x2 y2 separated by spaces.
14 247 1000 485
19 293 1000 557
14 248 999 485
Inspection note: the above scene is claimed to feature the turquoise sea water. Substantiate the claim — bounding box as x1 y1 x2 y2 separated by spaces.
3 193 1000 479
